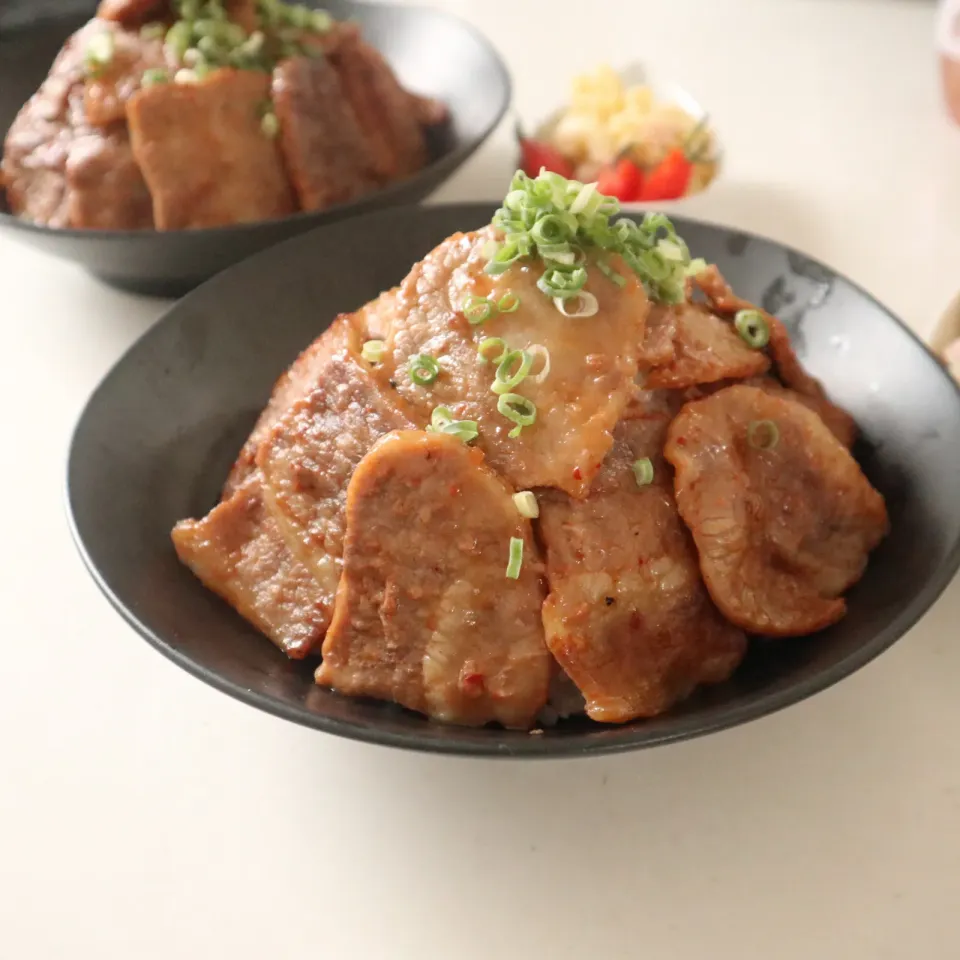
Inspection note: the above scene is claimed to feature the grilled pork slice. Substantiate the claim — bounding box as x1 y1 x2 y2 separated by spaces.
126 68 296 229
665 384 888 636
328 36 428 182
171 473 327 658
317 431 551 728
371 227 651 498
539 395 746 723
692 265 857 447
257 353 416 612
222 292 400 498
643 301 770 389
82 27 167 127
2 20 153 229
272 56 377 211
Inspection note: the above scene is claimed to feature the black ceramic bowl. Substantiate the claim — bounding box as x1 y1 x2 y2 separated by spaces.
67 203 960 757
0 1 510 296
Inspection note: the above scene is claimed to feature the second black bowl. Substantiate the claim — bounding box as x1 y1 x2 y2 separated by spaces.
0 0 511 297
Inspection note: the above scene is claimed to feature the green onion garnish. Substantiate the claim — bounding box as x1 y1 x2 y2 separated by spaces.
685 257 708 277
487 168 695 308
140 22 167 41
462 295 495 326
747 419 779 451
506 536 524 579
498 291 521 313
632 457 654 487
260 110 280 139
85 32 115 73
734 310 770 349
497 393 537 438
141 68 169 87
409 354 441 386
361 339 386 364
492 350 533 395
597 258 627 288
426 405 478 443
512 491 539 519
477 337 508 364
165 21 193 61
528 345 551 384
553 292 598 318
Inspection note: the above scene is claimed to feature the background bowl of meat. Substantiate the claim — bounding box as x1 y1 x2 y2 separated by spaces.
66 202 960 757
0 0 511 296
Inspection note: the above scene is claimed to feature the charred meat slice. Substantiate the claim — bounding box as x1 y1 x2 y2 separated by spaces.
271 56 376 211
692 265 856 446
329 36 428 182
373 228 651 498
2 20 155 229
636 302 678 371
665 384 887 636
126 68 296 229
644 301 770 389
82 29 167 127
222 313 359 498
65 128 154 229
257 353 416 608
171 473 327 658
222 292 400 498
539 397 746 723
317 431 550 728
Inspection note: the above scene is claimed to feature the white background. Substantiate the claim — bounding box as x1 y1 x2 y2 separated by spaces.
2 1 960 957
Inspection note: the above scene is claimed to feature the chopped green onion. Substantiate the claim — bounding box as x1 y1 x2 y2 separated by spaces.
311 9 334 31
528 345 551 384
734 309 770 349
140 22 167 41
85 31 115 73
174 67 199 84
497 393 537 438
747 419 780 450
462 294 495 325
361 339 386 364
497 291 521 313
492 350 533 395
261 110 280 138
440 420 479 443
685 257 708 277
165 21 193 62
632 457 654 487
409 353 441 386
141 68 169 87
487 169 698 306
477 337 508 364
513 491 539 519
428 405 453 430
506 536 524 579
426 405 478 443
598 258 627 288
537 266 588 300
553 292 598 318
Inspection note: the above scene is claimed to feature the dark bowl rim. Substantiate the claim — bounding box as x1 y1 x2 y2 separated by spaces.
65 201 960 758
0 0 513 241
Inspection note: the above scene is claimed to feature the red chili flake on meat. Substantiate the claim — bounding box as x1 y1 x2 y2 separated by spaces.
572 467 582 480
629 611 642 629
675 437 687 447
449 484 461 496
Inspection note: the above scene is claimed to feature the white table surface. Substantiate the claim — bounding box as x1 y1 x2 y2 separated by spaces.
3 1 960 957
